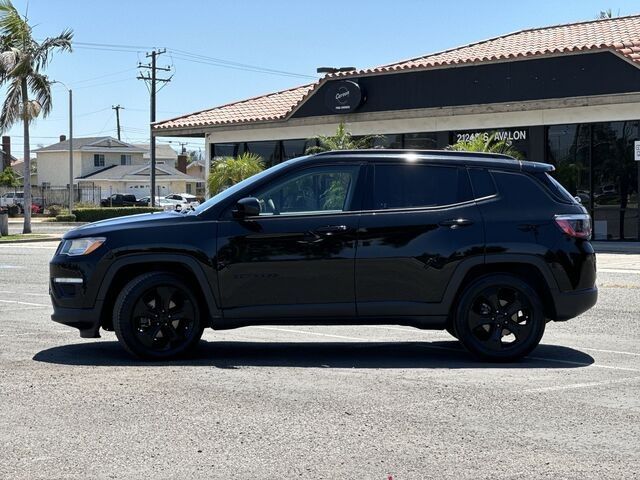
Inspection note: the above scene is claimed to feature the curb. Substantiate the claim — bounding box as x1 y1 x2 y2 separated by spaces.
0 236 61 244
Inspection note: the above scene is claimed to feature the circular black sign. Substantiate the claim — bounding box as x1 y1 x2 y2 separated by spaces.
324 80 363 113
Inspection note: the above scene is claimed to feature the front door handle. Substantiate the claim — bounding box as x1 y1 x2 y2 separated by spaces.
439 218 474 229
314 225 351 236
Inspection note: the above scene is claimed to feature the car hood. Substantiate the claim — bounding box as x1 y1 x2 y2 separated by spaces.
63 211 188 239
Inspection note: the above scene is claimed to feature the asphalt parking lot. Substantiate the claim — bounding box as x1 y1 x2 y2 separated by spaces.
0 242 639 479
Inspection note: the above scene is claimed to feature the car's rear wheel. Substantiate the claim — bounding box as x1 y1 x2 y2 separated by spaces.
113 272 204 360
453 274 545 362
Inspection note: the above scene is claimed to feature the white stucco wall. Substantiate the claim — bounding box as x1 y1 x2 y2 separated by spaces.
36 151 82 186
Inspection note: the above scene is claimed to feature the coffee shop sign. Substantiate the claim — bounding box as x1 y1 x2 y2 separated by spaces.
456 130 527 143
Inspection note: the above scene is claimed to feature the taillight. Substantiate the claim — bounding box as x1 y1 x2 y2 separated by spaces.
554 214 592 239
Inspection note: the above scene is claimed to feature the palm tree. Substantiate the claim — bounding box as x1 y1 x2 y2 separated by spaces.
0 0 72 233
208 152 264 195
305 122 378 154
447 132 524 160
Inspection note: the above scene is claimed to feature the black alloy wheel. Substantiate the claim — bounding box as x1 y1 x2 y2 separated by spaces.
114 273 204 359
454 275 545 361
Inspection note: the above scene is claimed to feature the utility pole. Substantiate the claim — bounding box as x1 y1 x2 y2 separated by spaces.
179 142 187 154
69 89 73 212
137 49 171 206
112 105 124 141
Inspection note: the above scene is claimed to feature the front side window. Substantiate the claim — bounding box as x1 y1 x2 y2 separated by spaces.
94 154 105 167
252 165 359 216
371 164 471 210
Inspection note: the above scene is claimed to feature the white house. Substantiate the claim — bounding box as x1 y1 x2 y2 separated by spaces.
34 136 199 196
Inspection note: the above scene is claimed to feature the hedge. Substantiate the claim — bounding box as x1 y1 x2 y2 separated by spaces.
72 207 163 222
56 214 76 222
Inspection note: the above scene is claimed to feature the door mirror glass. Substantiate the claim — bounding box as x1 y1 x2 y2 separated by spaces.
233 197 261 218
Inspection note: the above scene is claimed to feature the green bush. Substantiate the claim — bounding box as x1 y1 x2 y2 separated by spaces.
47 204 65 217
56 214 76 222
72 207 162 222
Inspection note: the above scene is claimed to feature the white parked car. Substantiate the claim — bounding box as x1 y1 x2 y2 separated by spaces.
138 196 175 211
0 192 24 212
164 193 199 210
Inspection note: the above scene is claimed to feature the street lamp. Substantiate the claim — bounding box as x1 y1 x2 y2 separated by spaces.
51 80 73 212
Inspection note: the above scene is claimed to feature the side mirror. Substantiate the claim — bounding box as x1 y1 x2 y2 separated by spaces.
233 197 261 218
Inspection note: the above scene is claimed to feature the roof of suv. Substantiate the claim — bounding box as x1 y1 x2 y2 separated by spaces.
307 149 554 172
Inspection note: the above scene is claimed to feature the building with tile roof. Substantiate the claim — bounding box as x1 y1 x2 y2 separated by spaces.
154 15 640 241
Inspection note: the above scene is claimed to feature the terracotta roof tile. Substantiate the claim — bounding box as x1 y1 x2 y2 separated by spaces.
153 84 316 129
333 14 640 76
155 15 640 131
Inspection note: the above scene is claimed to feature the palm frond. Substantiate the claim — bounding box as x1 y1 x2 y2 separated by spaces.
0 0 30 45
33 29 72 70
208 152 264 194
0 76 21 131
28 71 51 116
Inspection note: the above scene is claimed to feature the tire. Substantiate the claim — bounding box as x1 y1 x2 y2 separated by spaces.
113 272 204 360
453 274 545 362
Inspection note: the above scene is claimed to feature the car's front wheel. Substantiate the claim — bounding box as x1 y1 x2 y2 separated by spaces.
113 272 204 360
453 274 545 362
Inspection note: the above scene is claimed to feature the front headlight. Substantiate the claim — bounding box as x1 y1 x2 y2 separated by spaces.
59 237 106 256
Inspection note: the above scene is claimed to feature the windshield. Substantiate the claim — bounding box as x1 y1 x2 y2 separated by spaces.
191 158 300 215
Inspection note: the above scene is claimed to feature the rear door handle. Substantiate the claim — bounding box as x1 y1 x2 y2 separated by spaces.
314 225 351 236
439 218 474 228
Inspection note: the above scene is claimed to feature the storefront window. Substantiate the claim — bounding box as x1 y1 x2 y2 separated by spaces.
592 121 639 240
212 143 245 159
372 134 403 149
404 132 438 149
546 124 590 203
246 141 280 167
282 139 317 160
546 121 640 240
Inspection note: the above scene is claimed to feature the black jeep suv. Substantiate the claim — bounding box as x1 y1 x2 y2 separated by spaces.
50 150 597 361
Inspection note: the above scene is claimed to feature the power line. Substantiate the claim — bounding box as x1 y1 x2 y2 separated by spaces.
70 40 318 80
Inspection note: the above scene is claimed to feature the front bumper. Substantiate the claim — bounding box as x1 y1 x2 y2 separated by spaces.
552 286 598 321
51 300 104 338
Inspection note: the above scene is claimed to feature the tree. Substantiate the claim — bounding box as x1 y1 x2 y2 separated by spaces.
447 132 524 160
0 166 18 186
598 9 614 19
208 152 264 195
0 0 72 233
306 122 377 154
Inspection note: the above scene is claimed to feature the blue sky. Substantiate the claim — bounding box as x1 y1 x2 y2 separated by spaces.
3 0 640 157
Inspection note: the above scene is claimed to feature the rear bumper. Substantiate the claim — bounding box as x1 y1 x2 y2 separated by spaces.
51 301 103 338
552 286 598 321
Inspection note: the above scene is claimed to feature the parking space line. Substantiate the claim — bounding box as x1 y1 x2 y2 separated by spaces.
0 306 51 312
599 268 640 274
565 346 640 357
523 377 640 393
3 291 50 297
0 299 49 307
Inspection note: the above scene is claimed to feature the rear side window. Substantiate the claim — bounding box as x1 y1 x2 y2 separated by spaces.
468 168 497 199
533 172 576 204
371 164 471 210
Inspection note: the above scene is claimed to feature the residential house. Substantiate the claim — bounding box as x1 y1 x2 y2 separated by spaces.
185 160 206 196
34 136 199 196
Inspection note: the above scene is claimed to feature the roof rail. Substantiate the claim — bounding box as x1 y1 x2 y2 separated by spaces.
310 149 516 160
